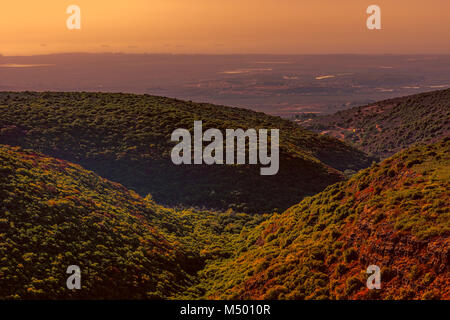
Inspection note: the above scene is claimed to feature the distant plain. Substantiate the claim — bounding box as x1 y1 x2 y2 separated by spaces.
1 53 449 117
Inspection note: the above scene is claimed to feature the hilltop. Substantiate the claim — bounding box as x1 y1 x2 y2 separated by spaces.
198 139 450 299
300 89 450 159
0 92 372 213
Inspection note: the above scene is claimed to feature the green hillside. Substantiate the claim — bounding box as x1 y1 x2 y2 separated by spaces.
198 139 450 300
0 144 194 299
0 91 372 213
1 139 448 300
301 89 450 159
0 144 266 299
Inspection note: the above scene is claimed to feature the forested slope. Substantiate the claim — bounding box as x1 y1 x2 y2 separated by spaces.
301 89 450 159
199 140 450 300
0 92 372 213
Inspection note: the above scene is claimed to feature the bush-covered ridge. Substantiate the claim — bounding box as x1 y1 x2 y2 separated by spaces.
302 89 450 159
0 91 372 213
0 144 194 299
0 144 266 299
198 139 450 300
1 140 448 299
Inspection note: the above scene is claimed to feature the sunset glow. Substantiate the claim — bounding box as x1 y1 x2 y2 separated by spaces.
1 0 450 56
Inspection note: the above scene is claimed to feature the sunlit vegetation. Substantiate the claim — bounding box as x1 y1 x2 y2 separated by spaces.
196 139 450 300
0 91 448 300
304 89 450 159
0 139 448 299
0 92 372 213
0 145 265 299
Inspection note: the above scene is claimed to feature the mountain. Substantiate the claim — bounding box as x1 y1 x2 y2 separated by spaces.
300 89 450 159
198 139 450 300
0 144 266 299
0 92 372 213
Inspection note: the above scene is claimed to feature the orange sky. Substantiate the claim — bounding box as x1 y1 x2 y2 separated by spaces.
1 0 449 56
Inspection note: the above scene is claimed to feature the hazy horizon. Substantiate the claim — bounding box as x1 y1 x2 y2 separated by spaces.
3 52 450 57
2 0 450 56
2 53 449 117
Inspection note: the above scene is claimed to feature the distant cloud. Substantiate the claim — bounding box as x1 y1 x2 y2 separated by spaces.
0 64 53 68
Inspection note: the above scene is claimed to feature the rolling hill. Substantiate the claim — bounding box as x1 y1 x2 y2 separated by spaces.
198 139 450 300
1 90 448 300
0 144 266 299
0 91 372 213
1 139 448 299
300 89 450 159
0 144 198 299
